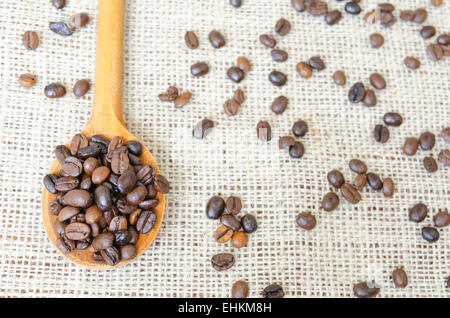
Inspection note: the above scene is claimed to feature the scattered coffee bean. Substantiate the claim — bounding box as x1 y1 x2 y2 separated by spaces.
193 118 214 139
271 49 288 62
370 73 386 90
275 18 291 36
431 0 443 6
333 70 346 85
209 30 225 48
364 9 379 24
374 125 389 143
348 82 365 103
44 83 66 98
18 73 36 88
174 92 192 109
224 98 240 116
269 71 287 87
230 0 242 8
440 127 450 143
237 56 251 72
426 44 443 61
206 196 225 219
227 66 245 83
296 212 316 230
256 121 272 141
233 88 245 104
392 268 408 288
403 137 419 156
306 0 328 16
437 34 450 46
271 96 288 115
419 131 435 150
291 0 306 12
262 284 285 298
309 56 326 71
363 89 377 107
422 226 439 243
400 10 414 22
345 2 361 15
214 225 234 243
434 211 450 228
325 10 342 25
383 112 402 126
382 178 395 197
73 79 90 97
231 231 248 248
292 120 308 137
413 8 427 24
366 173 383 190
380 12 396 28
241 214 257 233
327 170 345 188
322 192 340 211
159 86 178 102
289 142 305 159
191 62 209 77
341 183 361 204
221 214 241 231
353 281 380 298
68 13 90 28
438 149 450 166
420 26 436 39
22 31 39 50
404 57 421 70
52 0 66 9
226 196 242 215
279 136 296 149
409 203 428 223
349 159 367 174
185 31 199 49
43 174 59 194
353 174 367 191
296 62 313 78
423 156 438 173
49 21 74 36
211 253 235 271
379 3 394 13
231 281 249 298
370 33 384 48
259 34 276 48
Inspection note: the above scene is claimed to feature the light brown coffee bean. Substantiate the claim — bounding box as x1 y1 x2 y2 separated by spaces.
184 31 199 49
403 138 419 156
370 73 386 90
237 56 251 72
370 33 384 48
22 31 39 50
18 73 36 88
159 86 178 102
297 62 312 78
275 18 291 36
341 183 361 204
231 281 249 298
393 268 408 288
214 225 233 243
231 231 248 248
382 178 395 197
224 99 239 116
353 174 367 191
233 89 245 104
433 210 450 228
404 57 421 70
333 71 346 86
174 92 192 109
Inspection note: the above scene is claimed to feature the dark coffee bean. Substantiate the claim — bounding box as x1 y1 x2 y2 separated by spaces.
259 34 276 48
117 170 137 194
271 49 288 62
423 156 438 173
100 246 120 266
419 131 435 150
214 225 233 243
237 57 251 72
94 185 112 211
120 244 137 260
233 89 245 104
296 212 316 230
127 185 147 205
64 189 92 208
349 159 367 174
77 144 102 159
139 199 159 210
271 96 288 115
378 3 394 13
325 10 342 25
85 205 102 224
404 57 421 70
22 31 39 50
232 231 248 248
153 174 170 194
269 71 287 87
91 135 110 149
136 165 155 186
366 173 383 190
262 284 284 298
158 86 178 102
58 206 80 222
193 118 214 139
345 2 361 15
363 89 377 107
49 200 63 215
333 70 346 85
91 252 104 263
353 174 367 191
18 73 37 88
409 203 428 223
43 174 59 194
341 183 361 204
441 127 450 143
422 226 439 243
206 196 225 219
383 113 402 126
420 26 436 39
256 121 272 141
296 62 312 78
327 170 345 188
279 136 296 149
382 178 395 197
221 214 241 231
380 12 396 27
370 73 386 90
275 18 291 36
322 192 340 211
73 79 90 97
55 145 70 164
191 62 209 77
226 196 242 215
174 92 192 109
209 30 225 48
291 0 306 12
241 214 257 233
353 282 380 298
136 210 157 234
230 0 242 7
374 125 389 143
403 137 419 156
400 10 414 21
147 184 158 199
70 134 89 156
227 67 245 83
49 21 74 36
369 33 384 48
292 120 308 137
108 216 128 232
306 0 327 16
68 13 90 28
434 211 450 228
426 44 443 61
56 235 75 253
124 140 142 157
211 253 235 271
437 34 450 46
309 56 326 71
413 8 427 24
231 281 249 298
184 31 199 49
55 176 79 192
289 142 305 159
61 156 83 177
348 82 365 103
392 268 408 288
54 220 66 235
45 83 66 98
52 0 66 9
65 222 91 240
438 149 450 166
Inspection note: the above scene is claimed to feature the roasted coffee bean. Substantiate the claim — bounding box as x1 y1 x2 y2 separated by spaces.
349 159 367 174
438 149 450 166
366 173 383 190
73 79 90 97
441 127 450 143
431 0 443 6
209 30 225 48
58 206 80 222
184 31 199 49
233 89 245 105
109 216 128 232
55 176 79 192
225 196 242 215
256 121 272 141
279 136 296 149
193 118 214 139
111 151 130 175
380 12 396 27
275 18 291 36
221 214 241 231
153 174 170 194
333 70 346 85
139 199 159 210
419 132 435 150
327 170 345 188
68 13 90 28
437 34 450 46
232 281 249 298
241 214 257 233
127 185 147 205
378 3 394 13
370 33 384 48
18 73 36 88
43 174 59 194
223 98 240 116
426 44 443 61
400 10 414 21
422 226 439 243
64 189 92 208
77 144 102 159
296 212 316 230
364 9 379 24
413 8 427 24
49 201 63 215
237 57 251 72
45 83 66 98
227 67 245 83
353 174 367 191
291 0 305 12
136 165 154 186
129 209 142 225
174 92 192 109
392 268 408 288
383 113 402 126
292 120 308 137
309 56 326 71
423 156 438 173
374 125 389 143
22 31 39 50
120 244 137 260
325 10 342 25
94 185 112 211
52 0 66 9
363 90 377 107
420 26 436 39
61 156 83 177
341 183 361 204
409 203 428 223
271 49 288 62
289 142 305 159
345 2 361 15
158 86 178 102
116 198 137 215
91 252 104 263
404 57 421 69
100 246 120 266
403 137 419 156
259 34 276 48
348 82 365 103
434 211 450 228
117 170 137 194
382 178 395 197
214 225 233 243
269 71 287 87
271 96 288 115
191 62 209 77
49 21 74 36
206 196 225 219
230 0 242 7
262 284 284 298
353 282 380 298
136 210 156 234
84 205 102 224
56 235 75 253
322 192 340 211
91 166 110 185
296 62 312 78
231 231 248 248
211 253 235 271
65 222 91 240
70 134 89 156
370 73 386 90
54 220 66 235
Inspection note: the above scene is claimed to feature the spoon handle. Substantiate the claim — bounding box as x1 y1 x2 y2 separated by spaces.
90 0 126 128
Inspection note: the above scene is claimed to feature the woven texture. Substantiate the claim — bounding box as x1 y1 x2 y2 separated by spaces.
0 0 448 297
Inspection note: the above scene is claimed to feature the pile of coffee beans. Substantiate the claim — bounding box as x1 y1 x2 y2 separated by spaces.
408 203 449 243
158 85 192 109
296 56 326 79
278 119 308 159
44 134 170 266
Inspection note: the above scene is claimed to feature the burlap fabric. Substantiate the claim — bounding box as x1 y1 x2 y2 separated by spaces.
0 0 448 298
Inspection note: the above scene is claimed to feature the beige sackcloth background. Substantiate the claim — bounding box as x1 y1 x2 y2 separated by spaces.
0 0 448 297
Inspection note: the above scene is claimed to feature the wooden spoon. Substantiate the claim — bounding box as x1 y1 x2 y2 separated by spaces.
42 0 165 269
